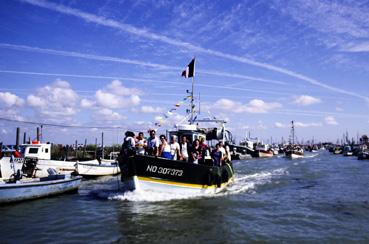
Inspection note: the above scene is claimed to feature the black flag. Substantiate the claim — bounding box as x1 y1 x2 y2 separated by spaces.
181 58 195 78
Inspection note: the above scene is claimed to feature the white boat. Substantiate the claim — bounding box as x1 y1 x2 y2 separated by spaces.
21 142 77 177
287 151 304 159
285 121 304 159
255 144 273 158
0 174 82 204
76 159 120 176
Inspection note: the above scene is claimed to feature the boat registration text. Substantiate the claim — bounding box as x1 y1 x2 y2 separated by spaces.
146 165 183 176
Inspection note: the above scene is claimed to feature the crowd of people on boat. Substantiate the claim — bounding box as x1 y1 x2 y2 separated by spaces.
120 130 231 166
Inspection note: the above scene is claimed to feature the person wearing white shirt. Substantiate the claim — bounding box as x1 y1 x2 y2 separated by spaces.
135 132 147 155
170 135 181 160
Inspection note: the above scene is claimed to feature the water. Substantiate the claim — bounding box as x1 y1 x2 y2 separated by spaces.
1 151 369 243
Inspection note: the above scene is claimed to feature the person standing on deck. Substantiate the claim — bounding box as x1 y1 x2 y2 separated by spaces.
170 135 181 160
147 130 159 156
135 132 147 155
159 135 172 159
191 139 201 164
180 136 190 162
121 131 136 158
212 143 224 167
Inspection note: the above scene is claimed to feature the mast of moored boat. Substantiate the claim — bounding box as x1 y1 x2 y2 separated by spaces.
290 120 295 146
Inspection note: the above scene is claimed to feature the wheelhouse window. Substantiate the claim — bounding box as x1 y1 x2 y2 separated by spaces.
28 148 38 154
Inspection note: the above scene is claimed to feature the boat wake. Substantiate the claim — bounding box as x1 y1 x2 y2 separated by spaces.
222 167 289 196
101 167 289 202
305 154 319 158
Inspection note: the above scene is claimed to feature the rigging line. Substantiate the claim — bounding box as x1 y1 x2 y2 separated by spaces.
0 117 125 129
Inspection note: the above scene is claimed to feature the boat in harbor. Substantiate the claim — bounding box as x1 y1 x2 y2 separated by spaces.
285 121 304 159
20 142 77 177
118 59 234 194
285 146 304 159
333 146 343 155
76 159 120 176
0 156 81 204
255 144 273 158
358 150 369 160
0 174 82 204
119 122 235 194
343 145 354 156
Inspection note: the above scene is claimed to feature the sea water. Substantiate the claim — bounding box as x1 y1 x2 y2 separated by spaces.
1 150 369 242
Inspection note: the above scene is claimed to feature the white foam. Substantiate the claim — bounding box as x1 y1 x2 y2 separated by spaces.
106 167 289 202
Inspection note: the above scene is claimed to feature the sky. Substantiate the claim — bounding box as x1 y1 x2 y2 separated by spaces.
0 0 369 145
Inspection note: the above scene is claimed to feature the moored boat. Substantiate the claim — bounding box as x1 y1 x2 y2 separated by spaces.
76 159 120 176
358 150 369 160
0 174 82 204
285 121 304 159
20 142 76 177
285 147 304 159
343 145 353 156
254 144 273 158
333 146 343 154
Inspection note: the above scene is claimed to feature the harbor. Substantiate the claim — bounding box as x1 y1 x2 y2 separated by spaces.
1 0 369 243
1 151 369 242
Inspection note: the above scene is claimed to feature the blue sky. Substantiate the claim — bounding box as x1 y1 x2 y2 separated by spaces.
0 0 368 145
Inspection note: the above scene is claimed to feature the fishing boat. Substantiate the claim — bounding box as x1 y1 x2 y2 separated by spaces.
333 146 343 154
20 142 77 176
0 157 81 204
343 145 353 156
118 59 234 194
76 159 120 176
0 174 82 204
119 122 234 194
358 150 369 160
255 144 273 158
285 121 304 159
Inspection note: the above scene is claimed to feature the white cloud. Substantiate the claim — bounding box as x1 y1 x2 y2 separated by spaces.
275 121 322 128
294 95 321 106
140 106 163 113
335 107 344 112
95 80 141 109
80 98 95 108
274 122 287 128
344 42 369 52
213 98 281 113
325 116 338 125
0 92 24 107
27 79 79 119
294 122 322 128
94 108 126 121
107 80 142 96
27 94 44 107
19 0 369 103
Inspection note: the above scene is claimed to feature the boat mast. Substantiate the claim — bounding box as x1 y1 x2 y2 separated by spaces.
190 74 194 124
291 120 295 145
